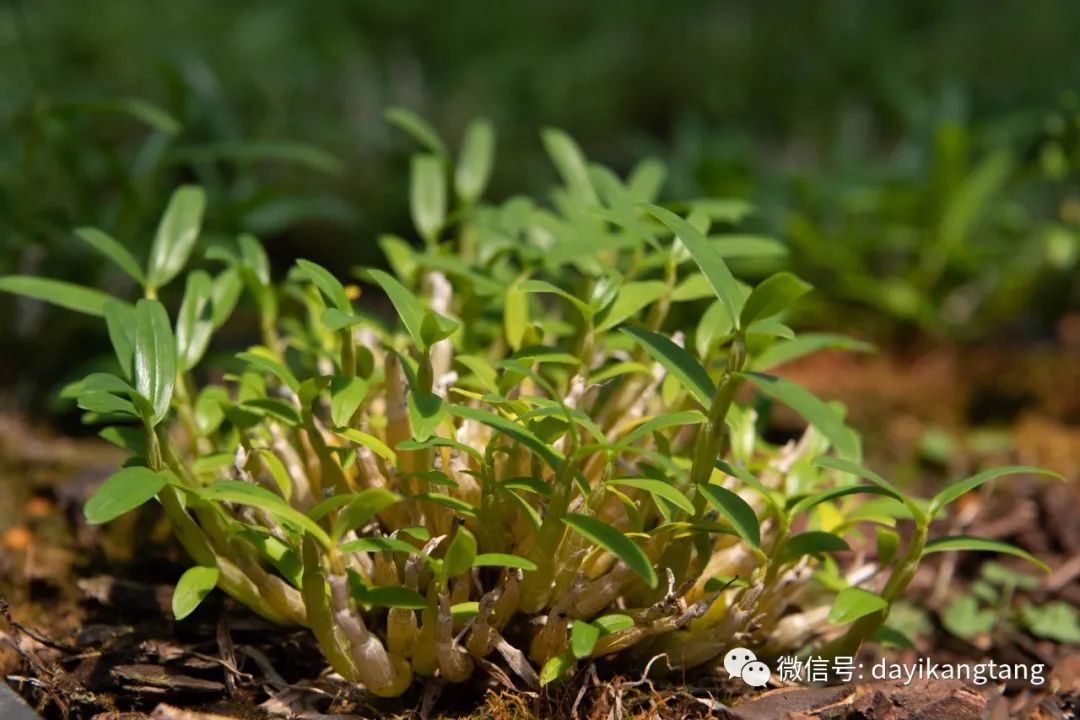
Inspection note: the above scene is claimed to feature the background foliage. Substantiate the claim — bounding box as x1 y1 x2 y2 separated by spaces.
3 0 1079 418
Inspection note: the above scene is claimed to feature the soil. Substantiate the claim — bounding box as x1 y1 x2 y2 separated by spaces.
1 340 1078 719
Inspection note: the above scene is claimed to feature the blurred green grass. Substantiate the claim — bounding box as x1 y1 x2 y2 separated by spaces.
2 0 1079 420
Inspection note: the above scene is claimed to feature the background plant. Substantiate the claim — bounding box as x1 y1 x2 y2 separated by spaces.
0 115 1059 695
5 1 1080 423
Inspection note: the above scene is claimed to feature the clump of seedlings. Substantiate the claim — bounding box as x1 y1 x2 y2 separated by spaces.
0 110 1059 696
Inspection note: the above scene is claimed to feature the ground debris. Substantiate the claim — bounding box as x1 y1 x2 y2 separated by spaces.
110 665 225 694
719 679 987 720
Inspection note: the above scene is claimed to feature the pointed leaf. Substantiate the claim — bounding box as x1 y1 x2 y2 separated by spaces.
295 259 351 312
331 376 369 427
75 227 145 284
815 457 903 500
929 466 1062 518
134 299 176 426
596 281 669 332
384 107 447 156
562 513 657 588
411 153 446 244
541 128 597 205
176 270 214 371
643 204 740 319
84 467 169 524
366 268 427 349
699 484 760 548
750 333 875 372
147 185 206 289
828 587 888 624
104 299 137 380
571 621 600 659
781 531 851 564
455 117 495 202
923 535 1050 572
172 566 219 620
744 372 860 460
739 272 811 328
473 553 538 571
0 275 112 316
442 527 478 580
621 326 715 407
609 478 694 514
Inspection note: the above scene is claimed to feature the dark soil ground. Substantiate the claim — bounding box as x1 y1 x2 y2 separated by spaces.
1 339 1078 720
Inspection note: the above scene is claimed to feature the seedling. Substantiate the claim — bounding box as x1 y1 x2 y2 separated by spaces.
0 110 1060 695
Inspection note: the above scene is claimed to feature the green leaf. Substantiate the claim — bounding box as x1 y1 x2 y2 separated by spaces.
420 310 459 347
593 614 635 634
172 566 219 620
455 117 495 202
353 582 428 610
442 527 478 580
519 279 593 320
781 531 850 564
146 185 206 290
104 300 137 380
236 350 300 393
744 372 860 460
411 153 446 244
341 536 423 555
75 227 145 284
750 333 875 372
133 299 177 426
699 484 760 548
330 377 368 428
320 308 365 332
330 489 403 541
84 467 169 524
539 651 576 686
449 405 562 471
608 478 694 514
407 390 446 443
541 128 597 205
504 282 529 351
473 553 538 571
295 259 351 313
365 268 429 349
176 270 214 371
929 466 1062 519
788 485 898 519
739 272 811 328
596 281 669 332
0 275 112 317
200 481 333 550
643 204 741 320
334 428 396 463
621 326 715 407
562 513 657 588
922 536 1049 572
1020 601 1080 643
870 625 915 649
210 267 244 328
814 457 904 501
828 587 888 624
942 595 997 638
571 621 601 659
627 158 667 202
384 107 447 156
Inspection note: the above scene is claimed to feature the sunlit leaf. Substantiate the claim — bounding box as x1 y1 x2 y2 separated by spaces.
562 513 657 588
146 185 206 290
621 326 714 407
172 566 219 620
84 467 169 524
455 118 495 202
828 587 887 624
922 535 1049 572
0 275 112 317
